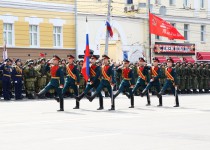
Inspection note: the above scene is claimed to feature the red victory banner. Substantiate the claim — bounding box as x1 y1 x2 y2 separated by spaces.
149 13 185 40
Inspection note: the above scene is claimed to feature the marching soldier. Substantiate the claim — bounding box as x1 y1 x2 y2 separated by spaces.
132 57 150 106
0 58 13 100
62 55 80 109
86 55 116 110
140 57 162 106
113 59 135 108
12 59 23 100
38 55 64 111
75 55 104 110
157 57 179 107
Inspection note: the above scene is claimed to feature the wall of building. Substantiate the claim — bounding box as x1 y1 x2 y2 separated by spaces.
0 0 75 61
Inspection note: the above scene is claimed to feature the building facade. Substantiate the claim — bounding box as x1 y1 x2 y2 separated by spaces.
77 0 210 62
0 0 75 61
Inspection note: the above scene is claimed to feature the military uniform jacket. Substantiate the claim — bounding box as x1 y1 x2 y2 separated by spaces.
101 64 116 84
0 64 12 78
149 66 161 84
50 65 64 86
136 66 149 84
121 67 135 85
90 64 101 84
65 64 80 84
165 67 178 85
12 65 23 81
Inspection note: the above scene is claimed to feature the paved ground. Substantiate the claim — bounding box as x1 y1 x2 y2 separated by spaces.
0 94 210 150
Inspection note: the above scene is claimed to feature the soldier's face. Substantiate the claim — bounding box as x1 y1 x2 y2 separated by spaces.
91 58 96 64
153 61 158 66
139 61 144 66
103 58 108 64
17 61 21 66
167 62 172 67
68 58 74 64
123 62 129 67
53 58 59 65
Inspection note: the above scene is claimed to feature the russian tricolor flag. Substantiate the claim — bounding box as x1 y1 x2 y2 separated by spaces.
81 18 90 82
106 21 113 37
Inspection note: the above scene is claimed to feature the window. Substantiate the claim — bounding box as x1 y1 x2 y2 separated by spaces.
201 25 206 42
184 24 189 41
3 23 13 46
127 0 133 4
29 25 39 47
183 0 189 6
53 26 62 47
155 0 161 5
200 0 204 9
169 0 175 5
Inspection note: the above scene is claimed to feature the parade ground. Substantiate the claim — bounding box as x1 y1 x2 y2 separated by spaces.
0 94 210 150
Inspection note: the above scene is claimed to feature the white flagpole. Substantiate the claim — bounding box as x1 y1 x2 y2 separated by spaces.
3 41 8 61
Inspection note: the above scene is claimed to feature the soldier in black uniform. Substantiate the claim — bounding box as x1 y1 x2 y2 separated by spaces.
140 57 162 106
113 59 135 108
86 55 116 110
75 55 104 110
132 57 150 106
157 57 179 107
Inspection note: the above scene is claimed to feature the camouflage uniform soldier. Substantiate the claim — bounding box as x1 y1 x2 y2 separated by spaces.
198 63 204 93
180 62 186 94
175 62 181 93
36 58 47 98
203 64 209 93
24 62 38 99
185 63 192 93
78 60 86 95
191 63 199 93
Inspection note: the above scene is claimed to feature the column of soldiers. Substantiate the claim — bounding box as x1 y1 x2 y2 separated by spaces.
0 54 210 111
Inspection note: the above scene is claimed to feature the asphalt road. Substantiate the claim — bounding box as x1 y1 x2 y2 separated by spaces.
0 94 210 150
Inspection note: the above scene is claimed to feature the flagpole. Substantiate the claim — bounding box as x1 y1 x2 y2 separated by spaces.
105 0 111 55
148 0 152 64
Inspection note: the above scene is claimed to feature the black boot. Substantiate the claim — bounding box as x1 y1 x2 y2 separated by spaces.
97 96 104 110
174 95 179 107
157 96 162 107
129 95 134 108
57 98 64 111
109 94 115 111
109 105 115 111
86 92 98 102
146 92 151 106
73 101 80 109
54 97 60 102
105 91 109 97
140 89 147 97
157 91 163 99
74 92 85 102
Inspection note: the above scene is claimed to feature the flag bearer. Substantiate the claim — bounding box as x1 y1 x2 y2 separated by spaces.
86 55 116 110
